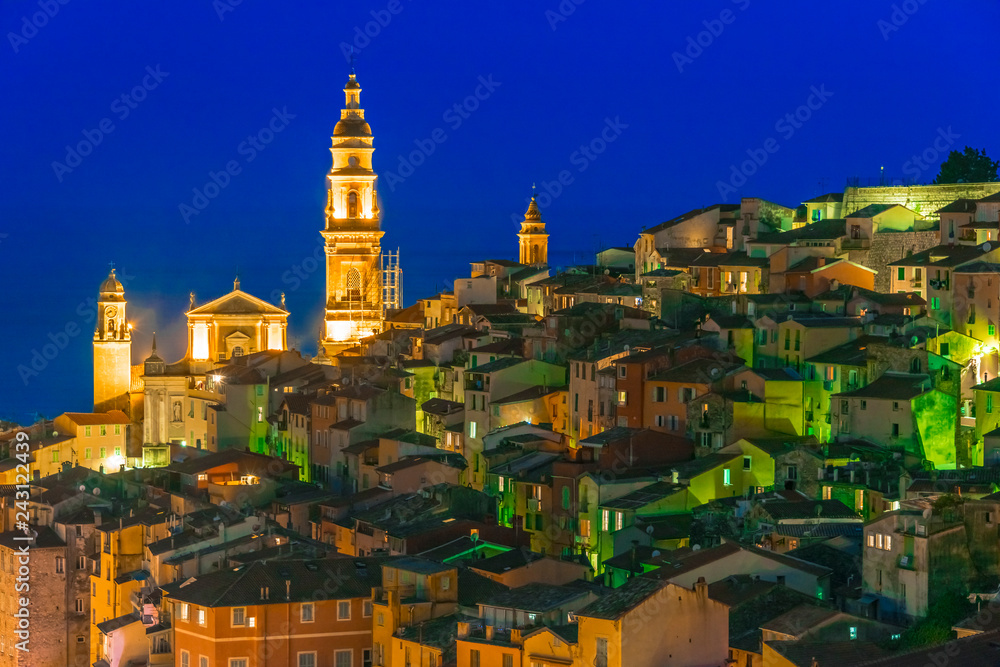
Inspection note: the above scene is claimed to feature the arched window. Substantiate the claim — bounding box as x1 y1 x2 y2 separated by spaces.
531 244 539 264
346 268 361 301
348 191 358 218
107 319 116 338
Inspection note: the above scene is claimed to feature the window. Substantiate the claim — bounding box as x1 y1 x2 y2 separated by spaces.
849 626 858 640
615 511 624 531
334 650 352 667
179 603 190 621
562 487 571 510
867 533 875 548
298 653 317 667
181 651 190 667
653 386 665 402
363 599 373 617
75 598 84 612
723 468 732 486
469 421 477 439
377 612 384 626
229 660 249 667
897 267 905 281
892 401 899 411
85 426 92 437
100 447 107 458
55 557 64 573
100 424 107 436
786 465 798 480
114 446 121 457
115 424 121 435
503 655 514 667
861 400 867 411
841 400 849 415
743 456 751 471
301 603 313 622
77 555 86 569
891 423 899 437
85 447 92 459
618 365 626 378
991 325 996 337
617 391 627 406
197 609 206 626
596 637 608 667
470 649 481 667
989 394 994 414
338 600 351 621
201 658 209 667
602 509 610 531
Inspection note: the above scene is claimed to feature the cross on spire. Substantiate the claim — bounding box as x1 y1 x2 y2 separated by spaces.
350 46 356 75
531 182 537 198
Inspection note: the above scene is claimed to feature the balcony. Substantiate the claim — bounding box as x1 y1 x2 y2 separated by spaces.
842 238 870 250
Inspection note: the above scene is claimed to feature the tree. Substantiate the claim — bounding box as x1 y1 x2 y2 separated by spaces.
934 146 1000 184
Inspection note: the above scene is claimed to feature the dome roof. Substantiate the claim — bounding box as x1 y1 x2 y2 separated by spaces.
100 269 124 294
524 197 542 221
333 117 372 137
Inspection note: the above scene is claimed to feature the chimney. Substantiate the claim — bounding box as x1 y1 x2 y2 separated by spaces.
695 576 708 597
485 625 495 640
285 580 291 601
457 622 470 639
511 628 523 646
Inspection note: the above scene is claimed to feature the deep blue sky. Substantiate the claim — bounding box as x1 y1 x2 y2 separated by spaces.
2 0 997 424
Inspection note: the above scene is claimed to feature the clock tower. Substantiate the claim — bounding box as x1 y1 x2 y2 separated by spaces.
93 268 132 414
321 70 385 355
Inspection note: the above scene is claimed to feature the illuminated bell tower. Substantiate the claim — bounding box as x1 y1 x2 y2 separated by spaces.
517 193 549 266
321 69 385 354
93 268 132 414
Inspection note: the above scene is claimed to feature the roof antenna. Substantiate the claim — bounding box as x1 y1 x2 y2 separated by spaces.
350 46 356 75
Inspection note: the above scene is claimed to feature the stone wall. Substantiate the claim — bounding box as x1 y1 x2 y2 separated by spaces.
848 230 939 292
844 182 1000 221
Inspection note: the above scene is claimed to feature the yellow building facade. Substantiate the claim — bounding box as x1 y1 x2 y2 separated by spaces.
93 269 133 415
322 70 385 354
517 196 548 266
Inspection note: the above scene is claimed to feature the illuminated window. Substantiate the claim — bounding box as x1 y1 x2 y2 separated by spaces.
84 426 92 437
348 191 358 218
100 447 106 458
347 268 361 300
602 509 609 531
178 603 190 621
114 424 121 435
615 512 623 531
100 425 106 436
469 422 477 439
114 447 121 457
850 626 857 640
723 468 732 486
197 609 206 626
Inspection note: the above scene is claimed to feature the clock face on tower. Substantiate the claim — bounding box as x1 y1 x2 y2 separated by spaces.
105 305 118 318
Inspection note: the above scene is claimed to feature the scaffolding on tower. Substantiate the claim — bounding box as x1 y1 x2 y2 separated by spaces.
381 248 402 316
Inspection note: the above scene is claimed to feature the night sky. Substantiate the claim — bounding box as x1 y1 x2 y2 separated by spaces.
2 0 997 424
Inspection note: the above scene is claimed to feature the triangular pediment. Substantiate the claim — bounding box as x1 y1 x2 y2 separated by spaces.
187 289 288 316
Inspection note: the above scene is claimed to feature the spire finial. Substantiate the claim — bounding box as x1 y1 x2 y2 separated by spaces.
234 274 240 291
151 332 157 353
108 261 116 274
531 182 537 199
350 46 356 76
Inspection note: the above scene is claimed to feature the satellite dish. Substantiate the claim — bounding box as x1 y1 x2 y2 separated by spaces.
651 550 661 558
646 525 655 535
79 485 86 492
923 508 932 519
692 544 701 551
93 488 101 496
